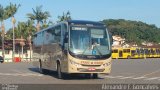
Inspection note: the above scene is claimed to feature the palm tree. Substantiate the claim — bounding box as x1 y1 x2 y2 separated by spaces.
16 22 24 59
42 20 54 29
5 3 20 18
25 20 36 61
0 5 7 59
26 20 36 37
0 3 20 60
27 5 51 32
57 11 71 22
5 3 20 61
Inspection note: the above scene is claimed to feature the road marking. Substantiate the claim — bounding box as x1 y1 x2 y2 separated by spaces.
0 73 43 77
12 69 23 73
104 76 116 78
102 75 160 81
119 76 134 79
104 76 128 79
144 77 160 80
132 77 147 79
141 69 160 77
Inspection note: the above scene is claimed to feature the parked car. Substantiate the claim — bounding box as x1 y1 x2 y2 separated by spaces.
0 56 4 63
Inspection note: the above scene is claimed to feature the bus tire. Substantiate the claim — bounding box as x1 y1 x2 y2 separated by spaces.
127 56 131 59
84 74 90 79
0 61 4 63
57 63 63 79
39 59 45 74
92 74 98 79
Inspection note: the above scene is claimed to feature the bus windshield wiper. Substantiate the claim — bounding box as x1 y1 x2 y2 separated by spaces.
93 44 103 56
81 46 90 55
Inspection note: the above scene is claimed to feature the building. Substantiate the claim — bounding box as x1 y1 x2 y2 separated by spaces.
0 39 32 62
112 35 125 48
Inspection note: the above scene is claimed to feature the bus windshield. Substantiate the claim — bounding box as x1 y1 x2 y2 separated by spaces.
69 26 111 58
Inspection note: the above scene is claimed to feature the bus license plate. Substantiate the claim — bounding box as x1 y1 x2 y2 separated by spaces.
88 68 96 71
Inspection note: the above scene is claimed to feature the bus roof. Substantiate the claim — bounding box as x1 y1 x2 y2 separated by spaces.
34 20 106 35
67 20 105 27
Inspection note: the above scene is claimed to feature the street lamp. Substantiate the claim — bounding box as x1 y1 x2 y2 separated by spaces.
12 16 16 61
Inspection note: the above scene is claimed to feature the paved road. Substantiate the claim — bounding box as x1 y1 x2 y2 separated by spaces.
0 58 160 90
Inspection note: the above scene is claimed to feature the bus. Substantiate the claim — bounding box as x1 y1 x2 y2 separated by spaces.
112 47 160 59
112 48 134 59
32 20 112 79
112 47 146 59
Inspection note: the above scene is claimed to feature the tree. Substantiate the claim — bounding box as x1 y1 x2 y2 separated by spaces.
0 5 7 50
57 11 71 22
42 20 54 29
5 3 20 19
102 19 160 45
5 3 20 60
27 5 51 31
0 3 20 59
25 20 36 61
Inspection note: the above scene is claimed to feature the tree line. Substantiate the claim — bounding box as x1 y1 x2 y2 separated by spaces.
0 3 71 45
102 19 160 45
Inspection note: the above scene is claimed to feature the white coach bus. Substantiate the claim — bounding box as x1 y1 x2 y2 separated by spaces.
32 20 112 79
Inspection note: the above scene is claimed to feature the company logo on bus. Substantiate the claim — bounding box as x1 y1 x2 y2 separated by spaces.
81 61 103 65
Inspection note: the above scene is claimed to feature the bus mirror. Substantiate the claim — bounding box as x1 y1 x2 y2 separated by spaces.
109 33 113 45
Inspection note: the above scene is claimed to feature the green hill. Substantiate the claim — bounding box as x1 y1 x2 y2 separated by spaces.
102 19 160 45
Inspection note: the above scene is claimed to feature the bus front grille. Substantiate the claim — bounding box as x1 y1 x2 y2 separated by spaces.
81 64 101 67
77 68 105 72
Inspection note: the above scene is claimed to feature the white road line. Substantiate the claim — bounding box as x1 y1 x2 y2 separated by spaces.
144 77 160 80
103 75 160 81
0 73 43 77
104 76 125 79
119 76 135 79
132 77 147 79
142 69 160 77
104 76 116 78
114 76 126 78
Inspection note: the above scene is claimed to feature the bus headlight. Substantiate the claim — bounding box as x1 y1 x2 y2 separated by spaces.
102 62 111 67
70 60 81 67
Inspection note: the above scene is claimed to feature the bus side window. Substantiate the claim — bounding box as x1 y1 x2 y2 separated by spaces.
55 25 61 43
62 24 68 51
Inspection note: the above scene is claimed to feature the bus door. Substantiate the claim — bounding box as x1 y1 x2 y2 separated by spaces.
131 50 136 58
140 48 144 58
119 50 123 58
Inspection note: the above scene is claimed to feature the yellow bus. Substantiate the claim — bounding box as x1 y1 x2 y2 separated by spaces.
32 20 112 79
156 48 160 58
112 48 119 59
112 47 160 59
112 47 146 59
112 48 133 59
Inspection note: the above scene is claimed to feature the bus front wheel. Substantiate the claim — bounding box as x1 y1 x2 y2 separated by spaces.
93 74 98 79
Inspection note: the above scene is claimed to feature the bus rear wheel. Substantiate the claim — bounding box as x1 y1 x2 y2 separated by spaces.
127 55 131 59
57 63 63 79
39 60 46 74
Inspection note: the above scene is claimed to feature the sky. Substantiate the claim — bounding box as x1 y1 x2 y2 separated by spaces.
1 0 160 31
